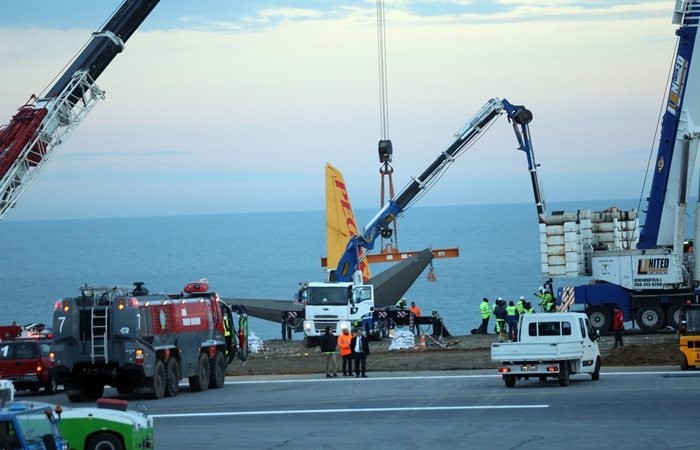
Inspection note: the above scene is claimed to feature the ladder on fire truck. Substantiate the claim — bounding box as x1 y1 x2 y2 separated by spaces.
90 306 109 363
0 70 105 219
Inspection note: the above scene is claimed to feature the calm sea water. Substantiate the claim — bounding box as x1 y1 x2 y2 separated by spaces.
0 200 639 341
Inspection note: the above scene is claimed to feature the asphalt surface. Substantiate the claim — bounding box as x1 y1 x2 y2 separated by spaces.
21 367 699 449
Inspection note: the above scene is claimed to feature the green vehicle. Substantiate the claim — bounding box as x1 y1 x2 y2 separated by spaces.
59 398 154 450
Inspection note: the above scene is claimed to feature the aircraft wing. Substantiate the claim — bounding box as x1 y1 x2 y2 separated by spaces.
369 247 434 308
221 248 434 324
220 298 304 324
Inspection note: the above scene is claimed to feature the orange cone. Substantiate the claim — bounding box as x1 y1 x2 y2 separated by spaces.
419 332 426 350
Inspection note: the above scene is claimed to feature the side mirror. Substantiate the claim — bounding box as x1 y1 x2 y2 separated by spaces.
350 306 358 315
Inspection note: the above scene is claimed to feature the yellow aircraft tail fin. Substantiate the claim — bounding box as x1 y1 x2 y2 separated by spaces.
325 163 372 281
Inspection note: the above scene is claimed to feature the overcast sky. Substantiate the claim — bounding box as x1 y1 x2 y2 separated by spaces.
0 1 682 220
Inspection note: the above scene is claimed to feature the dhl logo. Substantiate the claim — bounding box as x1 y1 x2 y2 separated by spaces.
332 177 371 282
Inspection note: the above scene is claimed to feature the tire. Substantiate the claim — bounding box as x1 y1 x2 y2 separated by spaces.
44 374 57 395
86 431 124 450
164 357 180 398
209 351 226 389
65 381 86 402
116 385 135 395
504 375 516 388
85 382 104 401
635 306 665 332
188 352 210 392
305 337 319 348
591 357 601 381
681 353 689 371
148 360 166 400
586 305 612 332
558 362 570 387
667 306 682 330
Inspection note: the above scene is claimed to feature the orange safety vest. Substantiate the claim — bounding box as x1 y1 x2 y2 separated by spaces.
410 306 422 317
337 332 352 356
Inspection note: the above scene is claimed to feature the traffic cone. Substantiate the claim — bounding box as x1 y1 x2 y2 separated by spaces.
419 332 426 350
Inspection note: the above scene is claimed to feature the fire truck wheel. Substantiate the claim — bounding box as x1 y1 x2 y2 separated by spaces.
85 382 104 401
164 358 180 397
116 385 135 395
86 431 124 450
148 360 166 400
44 374 57 395
188 352 210 392
209 352 226 389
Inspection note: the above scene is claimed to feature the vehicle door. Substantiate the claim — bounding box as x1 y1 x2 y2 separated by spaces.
579 317 599 364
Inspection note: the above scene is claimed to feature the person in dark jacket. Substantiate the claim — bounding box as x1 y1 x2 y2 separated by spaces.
319 326 338 378
350 328 370 378
506 301 519 342
494 299 507 342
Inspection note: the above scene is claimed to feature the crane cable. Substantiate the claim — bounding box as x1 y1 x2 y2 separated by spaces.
376 0 389 141
376 0 399 253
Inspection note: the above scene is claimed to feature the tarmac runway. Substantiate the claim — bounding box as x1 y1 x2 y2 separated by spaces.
25 367 699 449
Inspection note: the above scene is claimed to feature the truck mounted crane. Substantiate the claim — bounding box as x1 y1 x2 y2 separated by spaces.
0 0 160 219
302 97 545 340
540 0 700 332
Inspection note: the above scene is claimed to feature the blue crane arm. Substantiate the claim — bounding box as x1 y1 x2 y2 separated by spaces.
44 0 160 104
335 97 542 281
638 2 700 249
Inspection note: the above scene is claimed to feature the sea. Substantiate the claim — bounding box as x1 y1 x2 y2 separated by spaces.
0 199 640 341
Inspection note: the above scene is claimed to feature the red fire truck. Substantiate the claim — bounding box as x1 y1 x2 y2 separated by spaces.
52 281 248 402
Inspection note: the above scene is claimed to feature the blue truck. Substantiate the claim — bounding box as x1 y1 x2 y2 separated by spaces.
538 0 700 332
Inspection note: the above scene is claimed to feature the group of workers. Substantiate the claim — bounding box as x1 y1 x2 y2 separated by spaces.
318 298 425 378
476 286 556 342
320 326 370 378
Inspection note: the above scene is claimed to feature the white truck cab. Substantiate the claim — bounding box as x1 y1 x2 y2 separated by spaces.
302 272 374 345
490 312 601 387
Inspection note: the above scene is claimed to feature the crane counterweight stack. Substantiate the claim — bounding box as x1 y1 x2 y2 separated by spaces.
540 0 700 333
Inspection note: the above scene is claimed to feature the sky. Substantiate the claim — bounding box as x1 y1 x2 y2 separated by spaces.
0 0 684 220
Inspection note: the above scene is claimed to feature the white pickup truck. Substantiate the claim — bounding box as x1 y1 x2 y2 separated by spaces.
491 312 601 388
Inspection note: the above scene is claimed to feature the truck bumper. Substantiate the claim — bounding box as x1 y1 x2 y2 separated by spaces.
497 363 560 376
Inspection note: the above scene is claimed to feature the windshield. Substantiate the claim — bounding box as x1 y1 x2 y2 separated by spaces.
16 410 54 444
0 342 38 360
306 286 350 306
527 321 572 337
686 309 700 332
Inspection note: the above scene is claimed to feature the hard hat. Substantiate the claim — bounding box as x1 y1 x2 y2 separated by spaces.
497 297 503 301
519 295 525 300
538 286 544 292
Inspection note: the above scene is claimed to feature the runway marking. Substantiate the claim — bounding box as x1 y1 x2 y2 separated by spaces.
152 404 548 419
226 374 499 384
225 370 680 385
